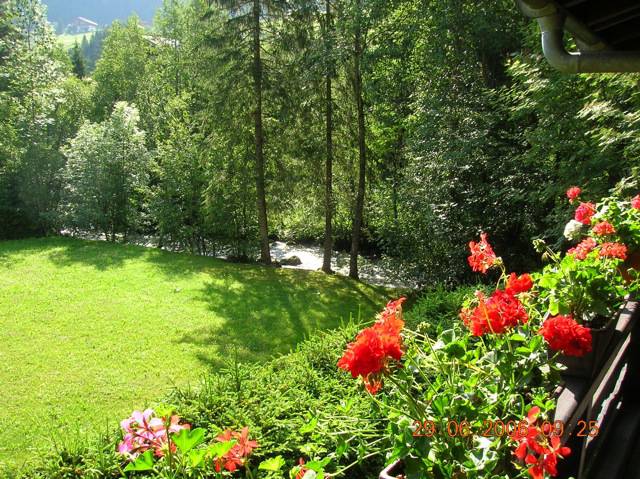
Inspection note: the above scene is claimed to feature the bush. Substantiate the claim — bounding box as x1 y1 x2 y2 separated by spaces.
162 323 388 478
404 285 486 335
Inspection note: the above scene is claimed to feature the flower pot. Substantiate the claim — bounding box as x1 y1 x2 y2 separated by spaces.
557 316 616 379
379 460 404 479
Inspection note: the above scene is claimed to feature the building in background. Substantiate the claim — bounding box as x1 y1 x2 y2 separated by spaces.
65 16 98 34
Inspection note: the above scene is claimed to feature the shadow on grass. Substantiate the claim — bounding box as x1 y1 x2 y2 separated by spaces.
175 265 388 369
1 236 390 370
43 236 209 276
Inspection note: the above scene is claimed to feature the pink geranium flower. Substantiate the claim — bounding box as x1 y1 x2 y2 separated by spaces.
117 409 190 458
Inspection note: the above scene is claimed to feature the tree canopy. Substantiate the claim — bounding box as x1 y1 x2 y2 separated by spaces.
1 0 638 285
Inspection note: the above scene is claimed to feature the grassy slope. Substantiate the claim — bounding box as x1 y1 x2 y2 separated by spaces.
0 237 390 467
57 32 93 50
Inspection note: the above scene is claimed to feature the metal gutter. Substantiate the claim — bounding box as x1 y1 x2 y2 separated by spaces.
517 0 640 73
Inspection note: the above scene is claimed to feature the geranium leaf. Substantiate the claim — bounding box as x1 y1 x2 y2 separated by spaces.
189 449 207 468
259 455 286 472
173 427 206 454
208 439 236 458
299 417 317 434
124 450 155 472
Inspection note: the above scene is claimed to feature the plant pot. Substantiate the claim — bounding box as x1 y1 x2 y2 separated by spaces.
557 315 616 379
379 460 404 479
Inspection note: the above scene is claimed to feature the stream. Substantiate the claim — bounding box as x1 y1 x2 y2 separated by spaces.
268 241 414 289
62 232 415 289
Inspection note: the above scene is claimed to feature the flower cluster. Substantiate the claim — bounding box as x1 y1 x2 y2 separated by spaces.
592 221 615 236
512 407 571 479
460 288 529 336
506 273 533 295
118 409 190 458
539 315 592 357
214 427 259 473
598 242 627 260
293 459 309 479
567 237 596 260
574 202 596 225
338 298 405 394
468 233 498 273
566 186 581 203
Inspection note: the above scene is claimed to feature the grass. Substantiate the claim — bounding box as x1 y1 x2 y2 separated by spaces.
0 237 391 468
57 32 94 50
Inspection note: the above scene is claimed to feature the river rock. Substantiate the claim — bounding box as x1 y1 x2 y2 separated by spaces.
281 255 302 266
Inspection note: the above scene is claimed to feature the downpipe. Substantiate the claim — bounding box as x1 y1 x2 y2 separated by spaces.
518 0 640 73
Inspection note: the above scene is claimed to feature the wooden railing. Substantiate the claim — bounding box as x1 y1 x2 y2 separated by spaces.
554 299 640 479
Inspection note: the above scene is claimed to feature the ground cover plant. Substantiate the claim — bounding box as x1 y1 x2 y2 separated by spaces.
0 237 389 468
0 286 469 478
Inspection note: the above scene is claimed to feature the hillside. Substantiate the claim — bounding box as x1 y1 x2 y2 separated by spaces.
43 0 162 32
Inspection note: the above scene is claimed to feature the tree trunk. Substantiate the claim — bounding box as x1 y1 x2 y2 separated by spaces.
349 1 366 280
252 0 271 265
322 0 334 274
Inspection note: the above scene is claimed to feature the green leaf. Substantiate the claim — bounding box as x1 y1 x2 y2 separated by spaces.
124 450 155 472
335 437 348 457
305 457 331 470
259 456 286 472
444 340 465 358
189 449 207 468
173 427 206 454
208 439 236 460
299 417 318 434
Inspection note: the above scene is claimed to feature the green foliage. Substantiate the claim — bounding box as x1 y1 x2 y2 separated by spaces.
60 102 150 240
150 96 209 253
160 323 387 478
69 41 85 78
404 285 486 335
92 17 149 119
0 0 70 237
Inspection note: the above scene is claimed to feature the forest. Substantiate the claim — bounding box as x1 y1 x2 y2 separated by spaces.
2 0 639 285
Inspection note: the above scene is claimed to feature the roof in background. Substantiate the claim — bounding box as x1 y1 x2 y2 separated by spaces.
556 0 640 51
76 17 98 27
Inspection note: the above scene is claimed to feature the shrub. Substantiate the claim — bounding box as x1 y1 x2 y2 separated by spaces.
404 285 485 335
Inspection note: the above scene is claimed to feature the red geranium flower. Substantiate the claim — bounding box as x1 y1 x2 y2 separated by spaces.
598 242 628 260
337 328 387 379
468 233 497 274
567 237 596 260
539 315 592 357
506 273 533 295
338 298 405 394
512 407 571 479
566 186 581 204
592 221 616 236
632 194 640 210
460 290 528 336
295 459 309 479
574 202 596 225
214 427 258 473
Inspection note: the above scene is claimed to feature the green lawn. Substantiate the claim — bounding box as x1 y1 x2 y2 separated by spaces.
0 237 390 468
57 32 94 50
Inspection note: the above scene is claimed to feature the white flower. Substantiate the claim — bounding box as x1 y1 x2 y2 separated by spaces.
563 220 584 241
